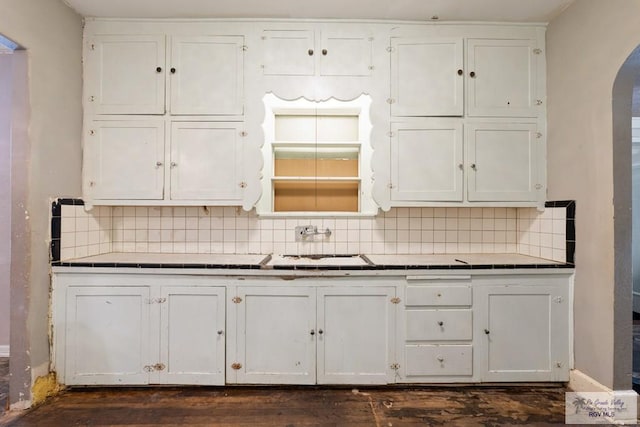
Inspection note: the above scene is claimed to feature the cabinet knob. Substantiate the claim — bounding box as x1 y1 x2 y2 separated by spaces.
310 329 315 335
322 49 327 56
484 329 490 335
171 162 177 168
156 161 163 167
470 163 477 170
308 49 314 56
156 67 162 73
217 330 224 335
170 67 176 74
457 164 463 171
437 321 444 326
457 69 463 76
436 356 444 362
318 329 324 335
469 71 476 78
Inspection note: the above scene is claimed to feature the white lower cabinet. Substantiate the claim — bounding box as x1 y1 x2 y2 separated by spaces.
474 279 570 382
58 278 226 386
53 272 571 386
230 284 396 385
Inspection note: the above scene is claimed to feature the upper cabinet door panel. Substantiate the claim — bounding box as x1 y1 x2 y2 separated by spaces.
467 39 538 117
391 38 464 117
170 122 244 201
86 120 165 200
466 122 538 202
170 36 244 115
262 30 315 76
85 35 166 115
319 30 372 77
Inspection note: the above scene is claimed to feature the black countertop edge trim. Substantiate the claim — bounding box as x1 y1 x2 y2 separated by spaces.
545 200 574 209
53 262 573 270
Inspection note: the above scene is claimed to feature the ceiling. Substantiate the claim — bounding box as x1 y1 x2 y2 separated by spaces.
62 0 574 22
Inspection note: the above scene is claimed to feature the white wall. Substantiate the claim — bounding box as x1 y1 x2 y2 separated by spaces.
0 0 83 405
633 117 640 312
547 0 640 389
0 53 12 352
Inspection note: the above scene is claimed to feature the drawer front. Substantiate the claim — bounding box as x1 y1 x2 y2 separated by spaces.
406 309 472 341
405 345 473 376
406 285 472 306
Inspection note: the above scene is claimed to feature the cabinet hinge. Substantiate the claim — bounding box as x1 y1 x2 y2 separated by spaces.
388 183 394 190
240 131 247 137
386 46 394 53
88 96 95 102
536 132 543 139
242 45 248 51
390 363 400 370
239 182 247 189
386 98 395 104
90 43 95 51
553 296 564 303
390 297 401 304
555 361 563 368
143 365 154 372
231 362 242 370
387 131 394 137
533 48 542 55
536 99 543 106
232 296 242 304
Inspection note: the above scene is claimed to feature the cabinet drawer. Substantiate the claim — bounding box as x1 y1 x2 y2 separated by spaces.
406 309 472 341
406 285 471 306
405 345 473 376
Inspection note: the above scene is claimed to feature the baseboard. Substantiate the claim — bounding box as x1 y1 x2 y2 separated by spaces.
568 369 612 392
0 345 8 357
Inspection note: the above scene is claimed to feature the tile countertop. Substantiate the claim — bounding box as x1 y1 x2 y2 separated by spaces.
53 252 571 270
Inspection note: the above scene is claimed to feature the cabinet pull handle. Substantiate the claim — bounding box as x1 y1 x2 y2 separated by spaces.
308 49 314 56
469 71 476 78
437 321 444 326
156 67 162 73
484 329 490 335
322 49 327 56
457 69 463 75
310 329 315 335
170 67 176 74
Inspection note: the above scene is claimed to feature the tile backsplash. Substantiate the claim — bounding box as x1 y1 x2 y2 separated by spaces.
53 201 573 264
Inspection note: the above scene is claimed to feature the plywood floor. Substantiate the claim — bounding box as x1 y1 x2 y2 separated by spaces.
1 385 567 426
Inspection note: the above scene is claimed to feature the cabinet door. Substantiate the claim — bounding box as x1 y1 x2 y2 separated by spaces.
390 121 463 202
84 35 165 114
466 122 538 202
316 287 396 384
170 36 244 115
262 30 315 76
319 29 372 77
157 286 225 385
391 38 463 116
467 39 538 117
85 120 165 200
170 122 244 201
65 286 151 385
235 287 316 384
475 284 569 382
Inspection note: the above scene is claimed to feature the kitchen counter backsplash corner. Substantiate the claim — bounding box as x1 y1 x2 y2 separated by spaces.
50 199 575 266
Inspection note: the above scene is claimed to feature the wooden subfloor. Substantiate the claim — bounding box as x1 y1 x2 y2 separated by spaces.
1 385 567 426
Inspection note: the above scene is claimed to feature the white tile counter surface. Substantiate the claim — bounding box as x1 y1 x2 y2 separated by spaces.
364 253 561 266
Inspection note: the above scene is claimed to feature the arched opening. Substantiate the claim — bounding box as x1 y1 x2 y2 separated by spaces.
612 44 640 391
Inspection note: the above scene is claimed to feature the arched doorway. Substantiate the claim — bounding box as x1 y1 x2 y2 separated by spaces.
612 44 640 391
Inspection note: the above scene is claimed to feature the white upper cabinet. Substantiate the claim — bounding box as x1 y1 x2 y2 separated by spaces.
466 38 539 117
84 120 165 200
466 122 539 202
84 34 245 116
170 122 245 201
390 120 464 202
85 35 166 115
390 38 464 117
169 36 244 115
262 26 373 77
